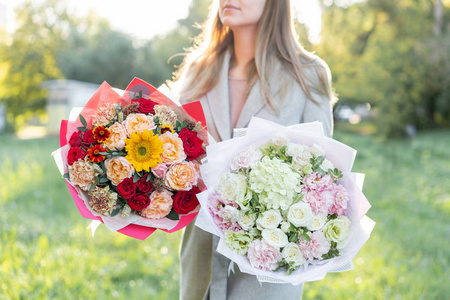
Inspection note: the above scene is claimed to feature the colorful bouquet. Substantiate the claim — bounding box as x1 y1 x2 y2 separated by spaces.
196 117 374 284
53 78 208 239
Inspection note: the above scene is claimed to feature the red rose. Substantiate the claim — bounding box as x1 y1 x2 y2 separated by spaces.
132 98 157 115
67 146 86 165
116 178 137 200
178 128 205 160
172 186 201 214
136 177 154 194
83 129 98 145
128 193 151 211
69 130 83 147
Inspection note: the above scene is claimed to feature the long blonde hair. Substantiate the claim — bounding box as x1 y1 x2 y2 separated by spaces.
172 0 334 110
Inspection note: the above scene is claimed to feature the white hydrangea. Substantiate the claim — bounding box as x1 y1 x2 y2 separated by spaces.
249 156 301 210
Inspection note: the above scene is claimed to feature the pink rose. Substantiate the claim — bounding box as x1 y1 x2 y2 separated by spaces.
328 184 350 216
303 172 334 193
247 239 282 271
298 230 331 260
151 163 168 179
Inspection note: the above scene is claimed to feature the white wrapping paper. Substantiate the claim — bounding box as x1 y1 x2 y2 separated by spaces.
195 117 375 285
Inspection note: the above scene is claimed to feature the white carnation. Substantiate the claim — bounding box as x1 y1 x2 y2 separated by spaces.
262 228 289 249
230 146 263 172
282 243 306 267
220 205 239 224
256 209 283 230
310 144 325 157
238 211 257 231
287 202 313 227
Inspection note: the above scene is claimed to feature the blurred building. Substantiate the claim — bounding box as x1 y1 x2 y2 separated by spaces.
42 80 100 135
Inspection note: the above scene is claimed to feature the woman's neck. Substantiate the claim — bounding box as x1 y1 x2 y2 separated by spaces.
229 26 257 79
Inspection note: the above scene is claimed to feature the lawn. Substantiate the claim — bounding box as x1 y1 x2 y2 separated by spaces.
0 127 449 299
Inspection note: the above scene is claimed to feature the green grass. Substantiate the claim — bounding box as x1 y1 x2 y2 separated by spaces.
1 129 449 299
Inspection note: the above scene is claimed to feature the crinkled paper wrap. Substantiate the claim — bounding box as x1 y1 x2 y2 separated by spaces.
195 117 375 285
52 79 206 240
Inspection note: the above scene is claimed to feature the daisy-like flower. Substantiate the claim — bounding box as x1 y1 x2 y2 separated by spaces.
125 129 164 172
160 124 174 134
93 126 111 143
87 144 107 163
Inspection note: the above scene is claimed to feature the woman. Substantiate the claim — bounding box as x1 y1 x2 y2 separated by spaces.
172 1 335 299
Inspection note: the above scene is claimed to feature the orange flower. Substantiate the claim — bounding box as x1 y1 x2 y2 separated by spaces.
160 124 174 135
140 190 173 219
93 126 110 143
159 132 186 164
165 161 198 191
87 144 107 163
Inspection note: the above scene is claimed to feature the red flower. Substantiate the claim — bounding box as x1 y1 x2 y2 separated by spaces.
132 98 157 115
172 186 201 214
83 129 98 145
128 193 151 211
178 128 205 160
136 177 154 194
86 144 107 163
69 130 83 147
116 178 137 200
93 126 110 143
67 146 86 165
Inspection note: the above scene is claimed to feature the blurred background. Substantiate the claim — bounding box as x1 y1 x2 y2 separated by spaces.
0 0 449 299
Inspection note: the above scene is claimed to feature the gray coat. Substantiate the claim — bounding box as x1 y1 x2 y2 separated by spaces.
179 52 333 300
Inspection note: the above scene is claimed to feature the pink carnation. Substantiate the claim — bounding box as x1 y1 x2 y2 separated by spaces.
304 190 330 215
230 146 262 172
303 172 334 193
298 230 331 261
208 192 241 232
247 239 282 271
328 184 350 216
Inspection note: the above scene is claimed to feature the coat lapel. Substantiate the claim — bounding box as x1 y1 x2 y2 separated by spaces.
205 52 232 141
234 61 285 129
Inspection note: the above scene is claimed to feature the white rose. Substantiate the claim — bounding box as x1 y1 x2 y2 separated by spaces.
291 151 312 173
286 143 307 157
280 221 291 233
307 214 327 231
269 134 290 149
320 158 334 172
220 205 239 224
238 211 257 231
309 144 325 157
262 228 289 249
287 202 313 227
323 215 351 249
256 209 283 230
216 172 247 205
282 243 306 267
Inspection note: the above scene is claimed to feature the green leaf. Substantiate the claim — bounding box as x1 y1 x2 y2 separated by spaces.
146 172 153 182
286 268 293 276
63 173 69 179
77 126 88 133
166 209 180 221
79 114 88 127
99 177 109 184
99 152 109 156
133 172 140 183
139 90 143 98
301 231 311 242
288 233 298 243
110 207 121 217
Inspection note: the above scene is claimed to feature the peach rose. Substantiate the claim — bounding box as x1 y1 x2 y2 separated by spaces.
124 113 156 136
105 156 134 185
165 161 198 191
103 122 127 150
159 132 186 164
68 157 96 191
141 190 173 219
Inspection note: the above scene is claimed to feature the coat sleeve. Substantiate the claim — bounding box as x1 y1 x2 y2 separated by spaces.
301 57 334 138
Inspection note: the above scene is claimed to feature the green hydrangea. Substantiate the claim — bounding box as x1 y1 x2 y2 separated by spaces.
248 156 301 210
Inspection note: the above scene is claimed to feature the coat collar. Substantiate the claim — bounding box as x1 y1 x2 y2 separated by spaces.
205 51 285 140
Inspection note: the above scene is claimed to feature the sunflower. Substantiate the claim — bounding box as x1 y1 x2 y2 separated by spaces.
93 126 110 143
160 124 174 135
87 144 107 163
125 130 164 172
